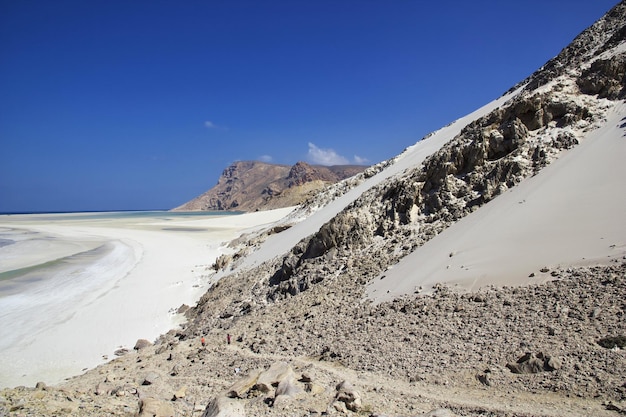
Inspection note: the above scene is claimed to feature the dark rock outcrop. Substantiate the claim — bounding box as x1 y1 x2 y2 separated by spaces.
506 352 561 374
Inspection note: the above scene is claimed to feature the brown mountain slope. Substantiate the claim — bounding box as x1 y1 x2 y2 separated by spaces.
173 160 367 212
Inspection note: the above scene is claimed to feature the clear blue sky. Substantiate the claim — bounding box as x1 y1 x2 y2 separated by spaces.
0 0 618 212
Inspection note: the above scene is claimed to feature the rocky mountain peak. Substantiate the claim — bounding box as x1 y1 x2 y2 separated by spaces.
173 160 367 212
286 161 318 186
516 1 626 93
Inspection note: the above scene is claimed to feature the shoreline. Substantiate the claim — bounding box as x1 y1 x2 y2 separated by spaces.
0 208 293 388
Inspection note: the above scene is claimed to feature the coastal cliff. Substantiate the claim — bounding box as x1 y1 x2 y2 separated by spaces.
173 161 367 212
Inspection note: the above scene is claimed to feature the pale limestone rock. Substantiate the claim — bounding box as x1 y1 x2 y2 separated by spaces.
137 397 175 417
134 339 153 351
201 396 245 417
335 380 362 412
95 382 113 396
275 375 302 397
227 369 261 398
254 362 295 393
422 409 457 417
141 371 160 386
173 386 187 400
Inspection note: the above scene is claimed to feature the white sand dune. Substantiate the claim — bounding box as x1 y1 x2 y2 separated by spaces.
0 208 291 388
367 102 626 302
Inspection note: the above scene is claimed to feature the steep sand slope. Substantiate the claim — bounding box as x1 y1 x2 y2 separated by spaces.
368 102 626 302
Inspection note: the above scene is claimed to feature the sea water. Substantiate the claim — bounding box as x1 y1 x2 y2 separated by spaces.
0 210 238 388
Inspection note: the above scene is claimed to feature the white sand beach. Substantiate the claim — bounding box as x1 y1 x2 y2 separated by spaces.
0 208 293 388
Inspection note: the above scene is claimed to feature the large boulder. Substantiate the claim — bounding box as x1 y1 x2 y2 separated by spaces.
137 397 175 417
254 362 295 394
334 380 362 412
506 352 561 374
201 396 245 417
141 371 161 386
275 375 302 398
227 370 262 398
134 339 153 350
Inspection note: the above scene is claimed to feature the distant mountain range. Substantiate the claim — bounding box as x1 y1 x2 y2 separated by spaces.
173 160 367 212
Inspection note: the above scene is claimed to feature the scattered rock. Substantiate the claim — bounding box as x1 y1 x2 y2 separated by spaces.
142 371 160 386
472 294 484 303
32 390 47 400
254 362 295 394
202 396 246 417
506 352 561 374
227 370 262 398
173 386 187 400
597 335 626 349
114 348 129 356
590 307 602 318
138 397 175 417
334 380 362 412
304 382 326 395
169 363 182 376
275 374 302 398
134 339 153 350
10 401 25 412
421 409 457 417
476 373 491 386
333 400 348 413
95 382 113 396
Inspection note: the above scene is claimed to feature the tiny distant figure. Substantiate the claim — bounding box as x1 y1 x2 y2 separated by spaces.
201 337 206 347
227 334 231 345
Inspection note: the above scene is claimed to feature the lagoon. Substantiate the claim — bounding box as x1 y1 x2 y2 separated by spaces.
0 209 292 388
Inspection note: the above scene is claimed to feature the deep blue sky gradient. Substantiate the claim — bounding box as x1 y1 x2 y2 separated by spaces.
0 0 618 212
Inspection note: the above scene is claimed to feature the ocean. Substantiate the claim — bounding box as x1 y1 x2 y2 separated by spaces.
0 210 241 388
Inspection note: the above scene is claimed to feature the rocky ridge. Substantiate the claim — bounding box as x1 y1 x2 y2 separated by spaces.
263 22 624 302
173 161 367 212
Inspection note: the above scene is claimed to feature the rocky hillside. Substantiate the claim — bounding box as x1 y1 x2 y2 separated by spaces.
262 2 626 302
2 2 625 417
173 161 367 212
